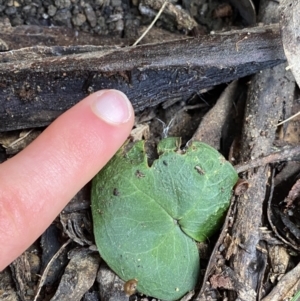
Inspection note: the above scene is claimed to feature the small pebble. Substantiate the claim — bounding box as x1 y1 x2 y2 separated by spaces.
84 3 96 27
37 6 45 15
11 15 23 25
53 8 72 27
115 18 124 31
107 13 122 22
97 16 105 26
111 0 121 7
54 0 71 9
72 12 86 26
47 4 57 16
5 6 16 15
6 0 13 7
22 5 31 14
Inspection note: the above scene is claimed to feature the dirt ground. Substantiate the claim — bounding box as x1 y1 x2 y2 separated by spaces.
1 0 300 300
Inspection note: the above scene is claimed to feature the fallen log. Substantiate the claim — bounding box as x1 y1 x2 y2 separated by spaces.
0 24 285 131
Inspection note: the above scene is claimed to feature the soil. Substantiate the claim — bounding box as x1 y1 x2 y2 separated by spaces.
1 0 300 301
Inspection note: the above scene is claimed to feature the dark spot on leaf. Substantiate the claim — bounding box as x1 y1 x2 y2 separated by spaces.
113 188 120 196
163 160 168 166
135 170 145 178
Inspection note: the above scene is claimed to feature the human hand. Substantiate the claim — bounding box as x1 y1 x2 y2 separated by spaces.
0 90 134 270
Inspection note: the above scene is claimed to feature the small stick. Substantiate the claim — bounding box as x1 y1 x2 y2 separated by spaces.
5 129 33 148
277 108 300 126
33 239 71 301
235 145 300 173
261 261 300 301
132 0 168 46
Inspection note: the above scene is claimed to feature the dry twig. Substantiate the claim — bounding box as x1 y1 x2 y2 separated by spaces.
133 0 168 46
235 145 300 173
33 239 71 301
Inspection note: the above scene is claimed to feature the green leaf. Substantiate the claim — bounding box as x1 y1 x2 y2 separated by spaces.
91 138 238 300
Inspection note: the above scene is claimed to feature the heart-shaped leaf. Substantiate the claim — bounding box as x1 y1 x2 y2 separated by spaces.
91 138 238 300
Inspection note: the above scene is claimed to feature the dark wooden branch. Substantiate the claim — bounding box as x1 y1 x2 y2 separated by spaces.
0 25 285 131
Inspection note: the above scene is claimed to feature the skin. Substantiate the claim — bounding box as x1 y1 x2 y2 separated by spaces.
0 90 134 271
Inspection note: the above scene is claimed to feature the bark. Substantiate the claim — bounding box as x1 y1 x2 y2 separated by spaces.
0 25 284 131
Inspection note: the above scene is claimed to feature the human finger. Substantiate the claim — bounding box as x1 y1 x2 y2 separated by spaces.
0 89 134 270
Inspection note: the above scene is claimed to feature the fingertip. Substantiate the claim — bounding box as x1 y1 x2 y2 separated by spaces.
91 89 134 125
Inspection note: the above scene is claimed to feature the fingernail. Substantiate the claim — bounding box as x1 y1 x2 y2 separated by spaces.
92 90 132 124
